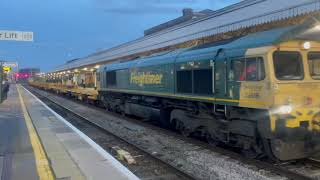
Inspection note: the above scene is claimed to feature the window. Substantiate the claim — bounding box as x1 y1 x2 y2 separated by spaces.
96 72 100 81
308 52 320 79
232 57 265 81
246 58 265 81
246 58 258 81
68 74 73 81
273 51 303 80
193 69 212 95
258 58 266 81
232 59 245 81
177 70 192 93
106 71 117 86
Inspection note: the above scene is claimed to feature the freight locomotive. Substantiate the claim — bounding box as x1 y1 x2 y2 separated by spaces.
31 24 320 161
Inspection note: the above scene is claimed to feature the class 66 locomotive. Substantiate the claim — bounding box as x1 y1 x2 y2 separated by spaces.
33 20 320 161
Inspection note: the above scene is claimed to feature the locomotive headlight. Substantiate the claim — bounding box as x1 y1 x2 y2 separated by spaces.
278 105 292 114
302 41 311 50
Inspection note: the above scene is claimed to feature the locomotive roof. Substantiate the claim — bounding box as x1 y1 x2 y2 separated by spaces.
102 49 185 71
103 23 319 71
175 26 298 62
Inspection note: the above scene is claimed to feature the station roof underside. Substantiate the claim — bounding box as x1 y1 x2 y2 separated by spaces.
53 0 320 72
105 23 320 71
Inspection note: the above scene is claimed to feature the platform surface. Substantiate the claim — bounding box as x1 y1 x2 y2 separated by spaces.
0 84 139 180
0 85 39 180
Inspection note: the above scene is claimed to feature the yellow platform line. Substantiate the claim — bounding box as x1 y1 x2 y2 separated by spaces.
17 85 54 180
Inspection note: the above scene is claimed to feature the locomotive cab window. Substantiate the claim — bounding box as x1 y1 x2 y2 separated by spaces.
273 51 303 80
308 52 320 79
106 71 117 87
246 58 265 81
232 59 245 81
232 57 265 81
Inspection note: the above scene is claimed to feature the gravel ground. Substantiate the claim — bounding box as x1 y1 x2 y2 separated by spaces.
29 87 287 180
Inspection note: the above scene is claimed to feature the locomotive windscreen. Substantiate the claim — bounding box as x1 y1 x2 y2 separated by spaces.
273 51 303 80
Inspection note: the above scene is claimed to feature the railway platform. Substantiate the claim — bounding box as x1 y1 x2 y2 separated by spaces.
0 84 139 180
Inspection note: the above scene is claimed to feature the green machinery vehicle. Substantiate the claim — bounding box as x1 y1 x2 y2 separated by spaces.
98 24 320 161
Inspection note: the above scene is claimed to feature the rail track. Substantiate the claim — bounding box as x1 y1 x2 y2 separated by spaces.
25 86 194 180
26 85 320 180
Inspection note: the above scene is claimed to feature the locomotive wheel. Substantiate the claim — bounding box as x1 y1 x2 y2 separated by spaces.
262 139 280 162
105 103 113 112
241 147 261 159
120 110 126 116
206 135 219 146
159 108 171 128
240 137 265 159
114 105 125 116
176 120 191 137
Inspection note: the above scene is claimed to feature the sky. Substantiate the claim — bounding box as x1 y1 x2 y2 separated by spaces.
0 0 240 71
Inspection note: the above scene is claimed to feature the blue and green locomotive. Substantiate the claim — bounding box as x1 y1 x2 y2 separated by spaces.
98 25 320 161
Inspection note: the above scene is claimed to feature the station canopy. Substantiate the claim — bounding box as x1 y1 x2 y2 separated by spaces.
53 0 320 72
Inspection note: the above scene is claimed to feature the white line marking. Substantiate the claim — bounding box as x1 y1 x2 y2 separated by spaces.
21 86 140 180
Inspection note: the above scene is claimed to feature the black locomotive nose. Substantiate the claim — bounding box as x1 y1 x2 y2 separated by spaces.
270 128 320 161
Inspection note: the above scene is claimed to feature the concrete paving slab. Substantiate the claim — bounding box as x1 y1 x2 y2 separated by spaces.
39 109 54 117
50 158 85 180
38 139 67 157
80 160 130 180
11 153 39 180
55 132 80 141
52 127 73 134
47 116 66 126
58 137 91 150
68 148 106 163
28 111 53 127
33 119 53 129
56 133 94 151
